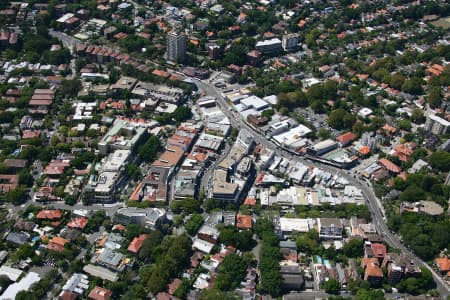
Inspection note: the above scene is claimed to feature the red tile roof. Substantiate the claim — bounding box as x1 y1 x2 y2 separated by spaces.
88 286 112 300
36 209 62 220
48 236 69 252
370 243 386 258
236 214 252 229
128 234 148 254
113 32 128 39
362 257 383 279
397 172 407 181
394 143 416 162
59 291 78 300
152 69 171 78
0 174 19 192
129 182 144 201
435 257 450 272
379 158 401 173
43 160 70 176
168 278 181 295
358 146 371 155
382 124 396 134
243 197 256 206
366 264 383 277
336 132 356 145
22 130 41 139
67 217 88 230
29 99 52 106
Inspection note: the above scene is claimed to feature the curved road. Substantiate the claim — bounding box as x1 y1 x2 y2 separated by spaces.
193 79 450 298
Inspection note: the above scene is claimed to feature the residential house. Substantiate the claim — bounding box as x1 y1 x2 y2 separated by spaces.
128 234 148 254
36 209 63 220
236 214 253 230
435 257 450 276
0 174 19 193
88 286 112 300
48 236 69 252
337 132 356 147
361 257 383 287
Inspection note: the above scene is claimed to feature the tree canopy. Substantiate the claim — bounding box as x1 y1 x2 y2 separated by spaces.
328 108 357 130
138 134 162 163
215 253 250 291
185 214 204 236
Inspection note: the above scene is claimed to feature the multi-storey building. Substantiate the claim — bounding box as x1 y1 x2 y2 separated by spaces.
282 33 299 51
318 218 343 240
167 31 186 62
425 114 450 135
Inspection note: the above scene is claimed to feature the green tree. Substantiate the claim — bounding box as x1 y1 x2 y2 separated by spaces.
6 186 27 205
401 78 424 95
64 195 77 206
398 119 411 131
16 244 35 260
411 109 425 124
261 109 275 119
328 109 356 130
256 218 283 296
200 289 238 300
170 197 202 214
429 151 450 172
356 288 384 300
171 106 192 124
427 87 442 109
60 79 82 99
125 223 142 240
347 86 364 105
138 135 162 163
399 185 426 202
185 214 204 235
0 275 11 291
174 278 190 299
215 253 249 291
120 284 146 300
126 163 142 181
343 238 364 258
138 231 163 262
296 231 320 255
322 278 341 294
219 227 254 251
317 128 331 140
396 267 433 295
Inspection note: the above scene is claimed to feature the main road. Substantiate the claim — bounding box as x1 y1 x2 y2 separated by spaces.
193 78 450 298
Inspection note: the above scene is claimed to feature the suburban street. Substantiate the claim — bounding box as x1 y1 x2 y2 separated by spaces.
2 1 448 299
193 78 450 297
49 29 80 54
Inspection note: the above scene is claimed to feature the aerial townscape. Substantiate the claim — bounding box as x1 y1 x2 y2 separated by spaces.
0 0 449 299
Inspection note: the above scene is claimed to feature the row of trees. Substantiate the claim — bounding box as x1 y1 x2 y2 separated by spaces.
138 134 162 163
254 218 283 297
215 253 252 291
294 203 371 220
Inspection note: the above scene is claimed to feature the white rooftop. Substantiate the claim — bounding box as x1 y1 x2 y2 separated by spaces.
0 266 23 282
279 218 310 233
256 38 282 47
1 272 40 300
